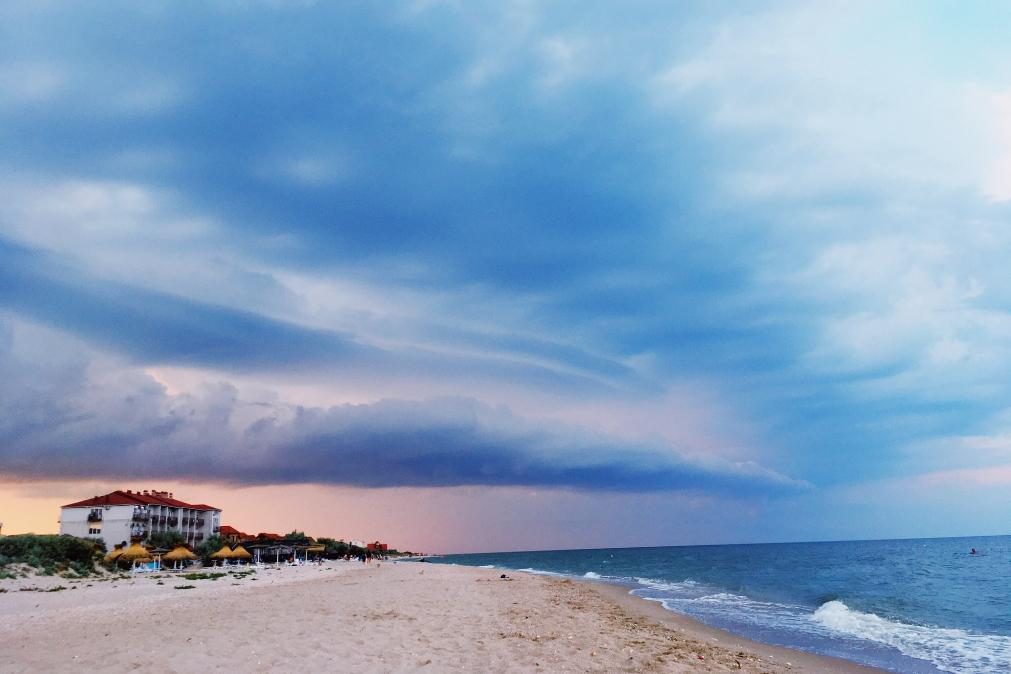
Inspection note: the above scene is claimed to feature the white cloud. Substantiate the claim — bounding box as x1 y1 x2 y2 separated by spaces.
789 233 1011 402
648 2 988 203
0 62 66 103
975 88 1011 202
274 155 347 187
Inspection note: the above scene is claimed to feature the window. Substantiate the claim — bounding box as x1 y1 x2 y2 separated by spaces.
88 527 101 535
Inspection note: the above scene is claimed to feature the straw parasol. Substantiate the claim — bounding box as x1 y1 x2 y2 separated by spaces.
209 545 234 562
118 542 152 564
104 546 125 563
231 545 252 560
163 546 198 570
163 546 197 562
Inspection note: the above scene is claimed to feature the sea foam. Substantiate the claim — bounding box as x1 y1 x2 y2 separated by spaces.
814 600 1011 674
517 567 566 577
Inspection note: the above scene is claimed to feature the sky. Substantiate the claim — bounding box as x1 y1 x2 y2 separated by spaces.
2 1 1011 553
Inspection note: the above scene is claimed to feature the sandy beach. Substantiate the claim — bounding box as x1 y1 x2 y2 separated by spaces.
0 562 883 673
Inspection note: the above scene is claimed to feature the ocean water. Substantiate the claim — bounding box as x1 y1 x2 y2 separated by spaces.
432 536 1011 674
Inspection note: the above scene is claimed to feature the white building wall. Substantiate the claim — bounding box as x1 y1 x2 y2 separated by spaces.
59 505 134 551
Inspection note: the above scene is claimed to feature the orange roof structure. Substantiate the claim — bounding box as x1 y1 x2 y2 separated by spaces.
219 525 248 538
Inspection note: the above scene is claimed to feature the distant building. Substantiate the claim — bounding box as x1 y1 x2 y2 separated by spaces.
366 541 389 552
218 525 248 544
60 489 221 551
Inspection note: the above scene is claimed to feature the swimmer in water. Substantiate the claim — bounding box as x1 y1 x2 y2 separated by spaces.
971 548 977 555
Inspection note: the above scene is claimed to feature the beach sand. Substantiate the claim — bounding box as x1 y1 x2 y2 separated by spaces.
0 561 883 673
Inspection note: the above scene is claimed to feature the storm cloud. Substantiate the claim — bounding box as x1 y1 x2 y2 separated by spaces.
0 319 804 495
2 0 1011 538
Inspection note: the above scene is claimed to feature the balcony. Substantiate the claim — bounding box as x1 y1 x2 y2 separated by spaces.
167 517 178 527
87 510 103 523
157 516 167 525
181 517 191 526
195 519 205 528
195 534 204 541
132 513 149 522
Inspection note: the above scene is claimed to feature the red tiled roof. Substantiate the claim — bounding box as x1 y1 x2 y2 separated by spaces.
257 533 283 540
62 489 219 512
219 525 242 536
62 491 146 508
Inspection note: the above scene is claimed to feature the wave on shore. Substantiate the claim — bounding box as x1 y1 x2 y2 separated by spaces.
632 577 1011 674
436 538 1011 674
480 566 1010 673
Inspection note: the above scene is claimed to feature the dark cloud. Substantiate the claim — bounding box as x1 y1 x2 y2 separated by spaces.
0 240 644 394
2 0 1009 503
0 319 806 496
0 239 370 370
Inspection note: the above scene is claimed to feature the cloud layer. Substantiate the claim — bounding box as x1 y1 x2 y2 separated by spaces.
2 1 1011 538
0 319 803 495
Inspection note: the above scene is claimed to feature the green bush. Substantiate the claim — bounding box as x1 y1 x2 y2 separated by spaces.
147 531 186 549
182 572 226 581
195 535 226 565
0 535 102 576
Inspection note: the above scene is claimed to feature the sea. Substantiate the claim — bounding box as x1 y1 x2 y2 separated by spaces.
430 536 1011 674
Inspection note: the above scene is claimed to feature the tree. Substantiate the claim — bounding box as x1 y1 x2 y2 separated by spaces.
195 535 225 565
285 530 311 543
317 537 350 559
147 531 186 549
84 537 107 554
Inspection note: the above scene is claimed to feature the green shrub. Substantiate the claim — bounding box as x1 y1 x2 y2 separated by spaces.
181 572 226 581
147 531 186 549
0 535 102 576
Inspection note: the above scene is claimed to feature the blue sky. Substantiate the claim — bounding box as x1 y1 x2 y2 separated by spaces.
2 1 1011 549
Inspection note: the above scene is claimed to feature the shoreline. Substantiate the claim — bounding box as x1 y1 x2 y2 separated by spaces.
2 561 889 672
584 579 884 673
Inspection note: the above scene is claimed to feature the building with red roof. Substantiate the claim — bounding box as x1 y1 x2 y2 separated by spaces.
60 489 221 551
218 525 250 544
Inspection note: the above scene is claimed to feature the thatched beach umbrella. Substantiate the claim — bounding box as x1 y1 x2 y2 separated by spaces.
163 546 197 570
104 546 125 563
209 545 234 565
119 542 152 568
230 545 252 565
149 547 170 571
